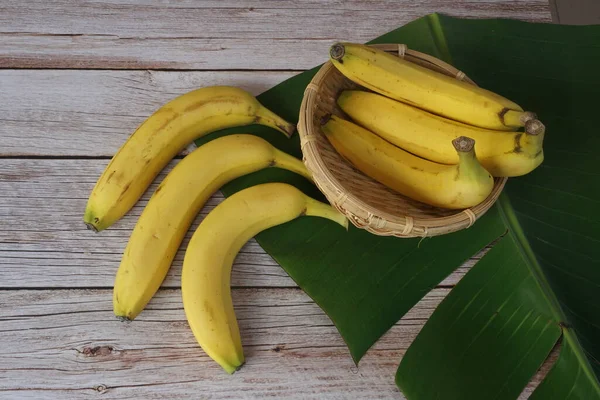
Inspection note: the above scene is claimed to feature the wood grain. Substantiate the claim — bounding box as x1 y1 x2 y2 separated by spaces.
0 288 553 399
0 158 478 289
0 70 296 157
0 1 556 397
0 0 551 70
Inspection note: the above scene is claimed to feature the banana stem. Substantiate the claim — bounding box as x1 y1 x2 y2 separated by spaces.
452 136 475 153
272 149 314 183
330 43 346 60
525 119 545 136
503 110 537 128
522 119 546 154
304 198 349 230
452 136 491 181
255 106 296 138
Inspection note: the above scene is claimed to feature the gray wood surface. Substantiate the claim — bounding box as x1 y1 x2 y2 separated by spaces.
0 159 478 289
0 1 551 69
0 288 555 399
0 70 295 156
0 0 553 398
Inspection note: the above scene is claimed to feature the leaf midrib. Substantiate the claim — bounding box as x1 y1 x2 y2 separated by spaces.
497 193 600 395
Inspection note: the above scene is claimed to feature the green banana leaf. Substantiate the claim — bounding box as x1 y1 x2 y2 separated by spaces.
195 13 600 399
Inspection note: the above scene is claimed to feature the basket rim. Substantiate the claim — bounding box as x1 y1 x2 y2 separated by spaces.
298 43 508 238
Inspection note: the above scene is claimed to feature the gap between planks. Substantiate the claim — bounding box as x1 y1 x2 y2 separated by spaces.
0 69 297 157
0 158 482 289
0 0 552 70
0 288 556 399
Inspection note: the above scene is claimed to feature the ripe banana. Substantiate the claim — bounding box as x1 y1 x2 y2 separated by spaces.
113 134 313 321
182 183 348 374
329 42 536 130
322 115 494 209
84 86 295 232
338 90 545 177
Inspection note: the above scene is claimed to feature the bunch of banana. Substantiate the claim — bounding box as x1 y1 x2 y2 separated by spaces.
326 42 546 207
85 85 348 374
337 91 545 178
323 116 494 209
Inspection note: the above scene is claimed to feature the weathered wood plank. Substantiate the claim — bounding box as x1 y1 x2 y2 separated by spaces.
0 158 478 288
0 0 551 69
0 288 552 399
0 70 296 156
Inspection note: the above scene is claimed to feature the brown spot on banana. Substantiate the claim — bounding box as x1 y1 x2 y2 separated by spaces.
117 183 131 201
106 170 116 183
498 108 509 124
183 97 242 113
454 165 461 181
203 300 215 322
513 133 523 154
154 111 180 132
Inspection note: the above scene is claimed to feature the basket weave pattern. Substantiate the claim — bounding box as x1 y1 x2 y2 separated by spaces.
298 44 507 238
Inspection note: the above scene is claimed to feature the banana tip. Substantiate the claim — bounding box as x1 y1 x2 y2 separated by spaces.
279 123 296 138
224 361 245 375
233 361 246 374
85 222 99 233
116 315 132 323
342 219 350 231
330 43 345 61
320 113 332 126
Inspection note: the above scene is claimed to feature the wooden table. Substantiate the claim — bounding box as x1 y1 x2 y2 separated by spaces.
0 2 552 398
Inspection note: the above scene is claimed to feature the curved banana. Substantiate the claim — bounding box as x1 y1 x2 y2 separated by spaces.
182 183 348 374
322 115 494 209
329 42 536 130
113 134 312 321
338 90 545 177
84 86 295 232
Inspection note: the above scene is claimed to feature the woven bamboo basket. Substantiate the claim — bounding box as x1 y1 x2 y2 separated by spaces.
298 43 507 238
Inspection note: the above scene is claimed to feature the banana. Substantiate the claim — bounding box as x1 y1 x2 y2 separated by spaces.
338 90 545 177
182 183 348 373
329 42 536 131
84 86 295 232
322 115 494 209
113 134 313 321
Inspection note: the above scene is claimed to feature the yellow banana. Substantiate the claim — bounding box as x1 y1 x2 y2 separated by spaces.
338 90 545 177
113 134 312 321
182 183 348 374
84 86 295 232
329 42 536 130
322 115 494 209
